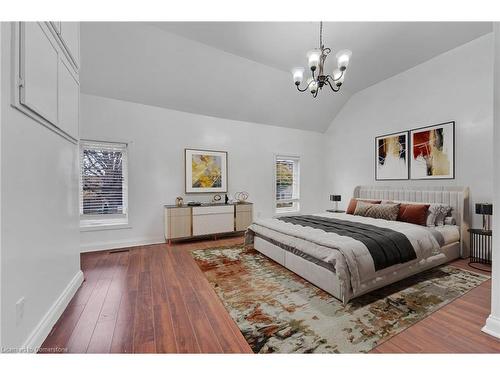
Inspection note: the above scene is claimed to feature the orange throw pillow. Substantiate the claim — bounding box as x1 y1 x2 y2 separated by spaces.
346 198 382 215
398 204 430 226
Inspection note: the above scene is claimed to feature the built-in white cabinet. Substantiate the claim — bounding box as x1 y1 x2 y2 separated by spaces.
59 22 80 68
58 59 80 139
12 22 80 143
50 21 61 34
20 22 59 125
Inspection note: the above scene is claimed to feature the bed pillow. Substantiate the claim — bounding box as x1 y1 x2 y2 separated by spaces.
424 204 452 226
398 203 430 226
444 216 456 225
354 201 400 221
346 198 382 215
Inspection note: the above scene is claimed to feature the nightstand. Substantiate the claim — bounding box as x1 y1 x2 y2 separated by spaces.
326 209 345 213
468 228 492 272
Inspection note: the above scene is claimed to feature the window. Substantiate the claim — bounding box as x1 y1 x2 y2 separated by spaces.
80 141 128 228
275 156 300 214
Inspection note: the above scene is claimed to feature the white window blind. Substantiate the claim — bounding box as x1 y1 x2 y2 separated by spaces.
275 156 300 213
80 141 128 226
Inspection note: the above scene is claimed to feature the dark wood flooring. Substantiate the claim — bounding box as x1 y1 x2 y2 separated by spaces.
40 236 500 353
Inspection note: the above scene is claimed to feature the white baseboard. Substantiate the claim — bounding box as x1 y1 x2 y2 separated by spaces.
482 314 500 339
22 270 84 351
80 237 165 253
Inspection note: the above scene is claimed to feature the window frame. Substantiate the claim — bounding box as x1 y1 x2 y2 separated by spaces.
274 154 301 215
79 139 130 230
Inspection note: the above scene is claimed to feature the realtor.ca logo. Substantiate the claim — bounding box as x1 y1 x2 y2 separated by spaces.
1 347 68 353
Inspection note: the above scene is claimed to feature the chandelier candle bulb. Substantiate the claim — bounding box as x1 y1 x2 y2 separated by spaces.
336 49 352 70
307 78 318 93
335 71 345 87
307 49 321 71
332 68 342 80
292 67 305 85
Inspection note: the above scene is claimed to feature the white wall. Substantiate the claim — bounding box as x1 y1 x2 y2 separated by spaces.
324 34 494 228
1 23 81 349
80 94 326 251
482 24 500 339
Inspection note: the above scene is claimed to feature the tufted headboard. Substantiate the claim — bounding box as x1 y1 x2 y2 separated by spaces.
353 185 470 258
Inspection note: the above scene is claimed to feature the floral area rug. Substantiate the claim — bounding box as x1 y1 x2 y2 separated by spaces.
191 245 488 353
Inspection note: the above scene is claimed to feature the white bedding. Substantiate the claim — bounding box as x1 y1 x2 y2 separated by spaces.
431 224 460 246
248 212 457 296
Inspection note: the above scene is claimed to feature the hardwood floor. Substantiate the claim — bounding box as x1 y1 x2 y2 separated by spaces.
40 236 500 353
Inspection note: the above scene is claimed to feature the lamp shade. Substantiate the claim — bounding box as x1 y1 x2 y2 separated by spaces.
307 49 321 70
330 195 341 202
476 203 493 215
292 67 304 85
336 49 352 70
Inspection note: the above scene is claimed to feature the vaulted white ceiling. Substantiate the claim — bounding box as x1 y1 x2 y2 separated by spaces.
80 22 492 132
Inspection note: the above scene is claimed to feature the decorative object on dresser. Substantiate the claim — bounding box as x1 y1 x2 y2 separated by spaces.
175 196 184 207
410 121 455 180
212 194 222 203
164 202 253 243
476 203 493 231
468 228 492 271
375 131 409 180
234 191 249 203
185 148 228 193
327 194 342 212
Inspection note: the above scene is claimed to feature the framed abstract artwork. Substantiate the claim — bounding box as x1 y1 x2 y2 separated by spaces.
375 131 409 180
410 121 455 180
185 149 228 193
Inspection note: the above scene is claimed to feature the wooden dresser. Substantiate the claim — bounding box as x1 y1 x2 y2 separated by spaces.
164 202 253 243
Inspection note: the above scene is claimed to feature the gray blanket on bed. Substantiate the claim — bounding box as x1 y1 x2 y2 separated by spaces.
277 215 417 271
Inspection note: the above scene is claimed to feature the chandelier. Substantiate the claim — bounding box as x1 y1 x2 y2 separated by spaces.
292 22 352 98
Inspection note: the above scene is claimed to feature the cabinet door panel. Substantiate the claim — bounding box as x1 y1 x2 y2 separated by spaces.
20 22 59 125
60 22 80 67
50 21 61 34
236 211 253 231
58 59 79 139
169 215 192 239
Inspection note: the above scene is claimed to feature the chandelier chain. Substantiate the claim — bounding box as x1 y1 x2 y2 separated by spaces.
319 21 323 48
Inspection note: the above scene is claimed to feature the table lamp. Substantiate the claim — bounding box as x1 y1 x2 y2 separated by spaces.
330 195 341 212
475 203 493 231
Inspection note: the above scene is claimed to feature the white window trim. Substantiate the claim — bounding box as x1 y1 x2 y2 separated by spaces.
274 154 301 215
79 139 130 230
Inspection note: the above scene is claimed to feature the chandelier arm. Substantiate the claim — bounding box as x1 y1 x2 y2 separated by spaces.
326 78 340 92
296 79 315 92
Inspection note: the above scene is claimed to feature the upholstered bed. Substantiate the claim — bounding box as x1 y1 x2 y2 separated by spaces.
246 186 470 304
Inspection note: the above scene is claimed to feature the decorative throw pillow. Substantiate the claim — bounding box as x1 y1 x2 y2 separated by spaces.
399 204 430 226
346 198 382 215
353 201 374 216
436 206 452 226
444 216 456 225
427 204 452 226
354 202 400 221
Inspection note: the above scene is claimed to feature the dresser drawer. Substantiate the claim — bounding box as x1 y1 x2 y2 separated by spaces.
235 204 253 213
192 205 234 216
168 207 191 217
193 212 234 236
